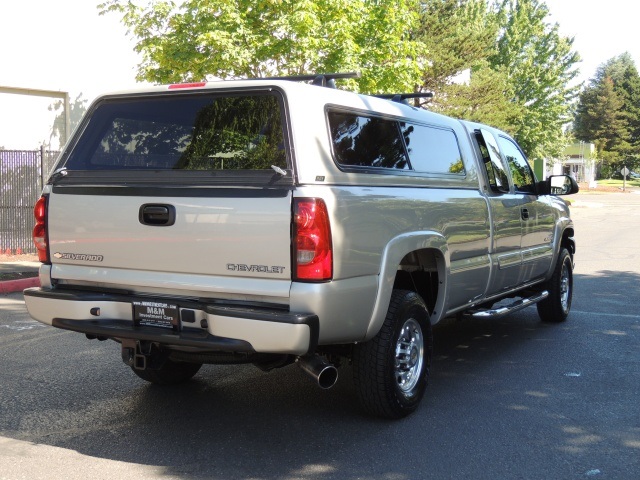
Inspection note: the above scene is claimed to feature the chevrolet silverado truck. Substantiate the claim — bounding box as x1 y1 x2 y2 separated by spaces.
24 74 578 418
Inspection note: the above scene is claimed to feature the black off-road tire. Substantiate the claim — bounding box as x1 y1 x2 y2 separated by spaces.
131 359 202 385
353 289 433 419
537 247 573 323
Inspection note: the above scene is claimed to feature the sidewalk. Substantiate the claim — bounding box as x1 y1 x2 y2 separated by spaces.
0 260 40 294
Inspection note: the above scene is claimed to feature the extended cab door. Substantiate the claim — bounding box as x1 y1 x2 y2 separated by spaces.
475 129 526 294
475 128 556 296
495 135 555 282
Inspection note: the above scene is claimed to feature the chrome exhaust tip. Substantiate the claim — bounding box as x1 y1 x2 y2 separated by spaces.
296 355 338 389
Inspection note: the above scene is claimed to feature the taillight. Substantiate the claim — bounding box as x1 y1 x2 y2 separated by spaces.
293 198 333 281
33 196 49 263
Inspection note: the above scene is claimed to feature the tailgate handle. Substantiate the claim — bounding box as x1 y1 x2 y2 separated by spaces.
139 204 176 226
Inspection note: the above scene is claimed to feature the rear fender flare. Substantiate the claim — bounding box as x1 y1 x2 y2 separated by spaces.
364 232 448 341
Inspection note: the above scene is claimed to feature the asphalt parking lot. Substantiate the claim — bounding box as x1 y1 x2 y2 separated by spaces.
1 192 638 479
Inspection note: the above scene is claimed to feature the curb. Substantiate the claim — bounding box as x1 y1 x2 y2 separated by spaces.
0 276 40 294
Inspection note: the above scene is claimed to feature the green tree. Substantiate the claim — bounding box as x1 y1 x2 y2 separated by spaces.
432 63 523 135
99 0 425 93
488 0 580 160
592 52 636 87
574 53 640 173
620 65 640 153
416 0 521 134
574 77 627 165
414 0 498 95
416 0 578 161
414 0 524 129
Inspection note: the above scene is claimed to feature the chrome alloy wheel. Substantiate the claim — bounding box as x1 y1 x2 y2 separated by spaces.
560 260 571 313
394 318 424 395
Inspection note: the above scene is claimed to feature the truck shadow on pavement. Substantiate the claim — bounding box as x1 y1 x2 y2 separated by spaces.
1 271 639 479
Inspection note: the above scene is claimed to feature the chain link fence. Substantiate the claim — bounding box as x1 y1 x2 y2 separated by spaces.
0 148 59 254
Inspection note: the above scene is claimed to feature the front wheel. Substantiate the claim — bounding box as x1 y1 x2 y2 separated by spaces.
353 289 433 419
537 247 573 323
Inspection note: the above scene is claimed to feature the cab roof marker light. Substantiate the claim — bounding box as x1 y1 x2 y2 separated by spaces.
168 82 207 90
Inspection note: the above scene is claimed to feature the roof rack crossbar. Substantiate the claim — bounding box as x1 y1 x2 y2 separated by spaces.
373 92 434 105
257 72 360 88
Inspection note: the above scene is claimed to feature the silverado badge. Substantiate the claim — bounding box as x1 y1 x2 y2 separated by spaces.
53 252 104 262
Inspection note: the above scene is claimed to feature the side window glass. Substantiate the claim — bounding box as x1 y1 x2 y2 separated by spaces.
402 123 465 175
476 129 510 193
497 137 536 194
328 111 409 170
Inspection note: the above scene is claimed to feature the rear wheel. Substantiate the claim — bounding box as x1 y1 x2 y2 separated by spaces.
537 247 573 323
353 289 433 419
131 358 202 385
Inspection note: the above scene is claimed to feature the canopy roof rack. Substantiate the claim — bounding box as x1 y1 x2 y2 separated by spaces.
373 92 434 105
254 74 434 105
258 72 360 88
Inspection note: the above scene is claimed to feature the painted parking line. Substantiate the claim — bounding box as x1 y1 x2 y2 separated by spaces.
571 310 640 320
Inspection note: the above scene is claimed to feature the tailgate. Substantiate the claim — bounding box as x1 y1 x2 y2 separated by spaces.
47 188 292 281
43 87 295 296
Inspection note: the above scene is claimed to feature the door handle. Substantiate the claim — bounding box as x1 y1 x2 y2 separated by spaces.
139 204 176 226
521 208 529 220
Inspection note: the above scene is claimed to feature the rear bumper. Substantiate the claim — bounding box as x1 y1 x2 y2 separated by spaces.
24 287 318 355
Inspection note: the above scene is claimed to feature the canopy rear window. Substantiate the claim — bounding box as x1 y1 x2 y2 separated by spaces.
62 92 288 175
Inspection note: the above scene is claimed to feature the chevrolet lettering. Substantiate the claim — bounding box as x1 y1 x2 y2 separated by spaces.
226 264 286 274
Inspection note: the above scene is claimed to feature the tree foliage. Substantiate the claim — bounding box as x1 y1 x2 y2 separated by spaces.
574 77 626 161
414 0 498 94
432 63 523 135
100 0 581 160
621 66 640 151
574 53 640 174
418 0 579 160
488 0 580 160
98 0 424 93
414 0 524 135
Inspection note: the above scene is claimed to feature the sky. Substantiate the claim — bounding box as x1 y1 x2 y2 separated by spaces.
1 0 639 149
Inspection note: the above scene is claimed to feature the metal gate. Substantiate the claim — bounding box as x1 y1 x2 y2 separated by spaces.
0 148 58 254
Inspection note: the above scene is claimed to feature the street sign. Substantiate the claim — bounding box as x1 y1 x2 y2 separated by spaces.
621 166 630 177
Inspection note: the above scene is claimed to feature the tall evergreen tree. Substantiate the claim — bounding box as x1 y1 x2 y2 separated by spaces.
574 53 640 172
617 63 640 155
592 52 636 87
433 63 523 135
415 0 497 94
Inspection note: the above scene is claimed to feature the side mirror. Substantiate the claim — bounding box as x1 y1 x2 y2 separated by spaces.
540 175 579 196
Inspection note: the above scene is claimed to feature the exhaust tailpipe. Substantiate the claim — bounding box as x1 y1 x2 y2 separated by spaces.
297 355 338 389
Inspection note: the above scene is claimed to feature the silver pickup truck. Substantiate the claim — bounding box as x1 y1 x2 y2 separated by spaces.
24 74 578 418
